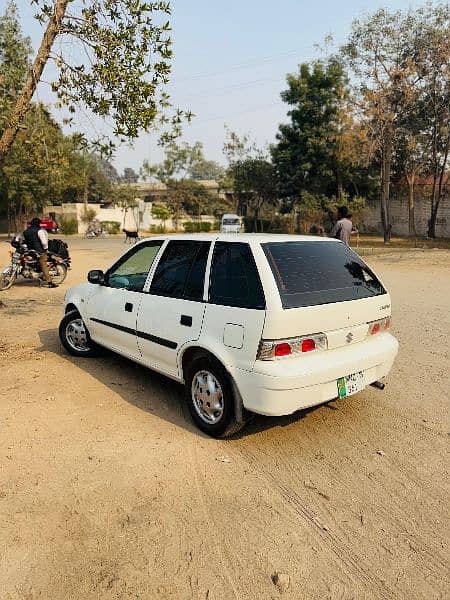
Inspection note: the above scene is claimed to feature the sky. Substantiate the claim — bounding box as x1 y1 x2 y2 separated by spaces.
15 0 418 175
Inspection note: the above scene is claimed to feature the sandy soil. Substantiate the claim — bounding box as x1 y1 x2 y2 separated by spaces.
0 237 449 600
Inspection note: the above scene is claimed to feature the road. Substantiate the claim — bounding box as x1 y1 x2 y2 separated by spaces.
0 236 449 599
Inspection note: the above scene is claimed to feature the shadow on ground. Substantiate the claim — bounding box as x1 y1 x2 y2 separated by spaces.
38 327 330 440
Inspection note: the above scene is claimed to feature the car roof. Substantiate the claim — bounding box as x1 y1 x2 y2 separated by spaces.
139 233 339 244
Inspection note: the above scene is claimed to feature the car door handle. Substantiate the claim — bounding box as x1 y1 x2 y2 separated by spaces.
180 315 192 327
125 302 133 312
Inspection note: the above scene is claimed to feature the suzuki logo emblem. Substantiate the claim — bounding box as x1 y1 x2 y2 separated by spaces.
346 332 354 344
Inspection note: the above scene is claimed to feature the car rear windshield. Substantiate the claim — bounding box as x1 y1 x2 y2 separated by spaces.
223 218 239 225
262 241 386 308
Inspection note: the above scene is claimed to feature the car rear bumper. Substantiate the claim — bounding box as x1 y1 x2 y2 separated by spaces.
231 333 399 416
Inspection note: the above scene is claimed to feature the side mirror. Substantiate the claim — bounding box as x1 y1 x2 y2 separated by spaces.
87 269 105 285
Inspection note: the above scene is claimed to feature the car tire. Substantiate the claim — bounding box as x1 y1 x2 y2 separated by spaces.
59 310 102 358
184 354 245 438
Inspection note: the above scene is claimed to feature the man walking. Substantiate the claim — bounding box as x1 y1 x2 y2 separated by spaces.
23 218 57 288
330 206 353 246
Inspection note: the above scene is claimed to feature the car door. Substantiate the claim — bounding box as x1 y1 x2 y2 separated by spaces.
87 240 164 358
136 240 211 378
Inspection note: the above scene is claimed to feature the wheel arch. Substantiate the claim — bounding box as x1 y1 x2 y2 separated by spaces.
179 344 245 424
65 302 79 314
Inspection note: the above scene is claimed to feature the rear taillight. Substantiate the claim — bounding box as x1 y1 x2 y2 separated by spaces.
258 333 327 360
368 316 391 336
274 342 292 357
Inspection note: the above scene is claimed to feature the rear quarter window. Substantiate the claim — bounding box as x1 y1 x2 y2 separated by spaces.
209 242 265 309
262 241 386 308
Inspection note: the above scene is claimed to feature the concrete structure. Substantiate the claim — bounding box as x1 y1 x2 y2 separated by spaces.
360 195 450 238
42 180 224 234
43 200 216 235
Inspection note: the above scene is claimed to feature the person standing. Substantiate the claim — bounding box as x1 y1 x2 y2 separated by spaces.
330 206 353 246
23 218 58 288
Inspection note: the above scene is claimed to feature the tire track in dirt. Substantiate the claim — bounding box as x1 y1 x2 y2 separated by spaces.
225 443 404 600
232 418 448 596
186 438 242 600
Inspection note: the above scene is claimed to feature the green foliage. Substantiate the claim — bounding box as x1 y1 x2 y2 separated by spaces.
183 221 212 233
80 207 97 224
0 1 31 131
271 57 352 199
148 223 166 234
151 202 171 221
111 184 138 209
2 104 81 226
122 167 139 184
36 0 191 151
222 129 277 223
142 141 205 183
142 142 224 222
151 202 171 225
101 220 120 234
58 215 78 235
243 215 295 234
189 158 224 181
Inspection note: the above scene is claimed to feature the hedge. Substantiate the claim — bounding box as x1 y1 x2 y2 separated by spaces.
58 216 78 235
183 221 212 233
101 220 121 234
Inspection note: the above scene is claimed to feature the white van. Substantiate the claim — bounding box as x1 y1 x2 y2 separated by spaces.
60 234 398 438
220 214 241 233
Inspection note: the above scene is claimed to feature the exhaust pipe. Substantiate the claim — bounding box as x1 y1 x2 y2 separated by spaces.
370 380 385 390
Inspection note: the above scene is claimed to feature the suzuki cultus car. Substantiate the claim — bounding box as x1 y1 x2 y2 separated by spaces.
60 234 398 437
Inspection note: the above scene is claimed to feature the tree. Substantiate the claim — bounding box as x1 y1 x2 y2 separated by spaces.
271 58 351 201
142 140 222 226
222 129 277 225
231 157 277 230
3 103 78 229
122 167 139 184
0 0 191 166
342 8 431 243
151 202 171 231
97 157 120 183
189 158 224 181
0 1 31 127
413 3 450 238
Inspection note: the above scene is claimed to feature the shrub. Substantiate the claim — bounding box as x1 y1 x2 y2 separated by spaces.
58 216 78 235
183 221 212 233
80 207 97 224
148 224 165 234
244 216 294 233
101 220 121 234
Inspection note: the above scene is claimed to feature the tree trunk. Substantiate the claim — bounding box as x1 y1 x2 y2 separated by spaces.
336 172 344 200
428 169 439 238
7 200 11 237
0 0 69 166
406 173 416 237
429 138 450 238
380 141 392 244
83 182 89 211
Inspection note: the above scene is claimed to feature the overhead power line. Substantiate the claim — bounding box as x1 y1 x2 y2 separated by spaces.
172 45 315 83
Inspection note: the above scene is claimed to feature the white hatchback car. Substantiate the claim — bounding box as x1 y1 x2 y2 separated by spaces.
60 234 398 437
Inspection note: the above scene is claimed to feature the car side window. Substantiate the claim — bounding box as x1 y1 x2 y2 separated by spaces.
149 241 211 300
107 241 163 292
209 242 265 309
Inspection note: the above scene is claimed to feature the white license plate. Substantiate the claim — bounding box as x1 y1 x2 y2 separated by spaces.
337 371 365 399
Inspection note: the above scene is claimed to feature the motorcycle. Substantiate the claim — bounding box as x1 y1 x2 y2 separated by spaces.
0 240 70 291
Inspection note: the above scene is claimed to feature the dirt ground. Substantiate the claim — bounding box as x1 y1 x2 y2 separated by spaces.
0 236 449 600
